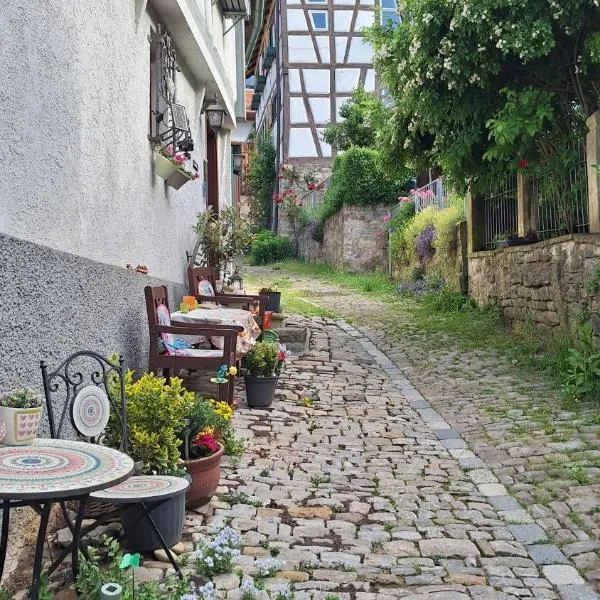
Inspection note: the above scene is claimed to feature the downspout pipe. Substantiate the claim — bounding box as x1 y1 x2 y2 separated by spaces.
245 0 266 72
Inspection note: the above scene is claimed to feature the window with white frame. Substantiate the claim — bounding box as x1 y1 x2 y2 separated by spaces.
307 0 327 4
310 10 328 30
381 0 400 25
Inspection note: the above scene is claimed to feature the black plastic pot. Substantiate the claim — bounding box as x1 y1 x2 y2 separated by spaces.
120 492 186 552
260 291 281 313
245 375 278 408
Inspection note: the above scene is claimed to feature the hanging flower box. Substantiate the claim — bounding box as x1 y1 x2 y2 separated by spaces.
153 149 178 180
167 168 195 190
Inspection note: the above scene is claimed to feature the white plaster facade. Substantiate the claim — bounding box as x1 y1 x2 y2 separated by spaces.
0 0 245 283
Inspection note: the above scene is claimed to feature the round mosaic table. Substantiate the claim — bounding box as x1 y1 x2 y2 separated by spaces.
0 438 134 500
92 474 189 504
0 439 134 599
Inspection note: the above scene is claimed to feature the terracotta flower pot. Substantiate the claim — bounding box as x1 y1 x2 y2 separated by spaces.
184 443 225 507
153 150 178 180
0 406 42 446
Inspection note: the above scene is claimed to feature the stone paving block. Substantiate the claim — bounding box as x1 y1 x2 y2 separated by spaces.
440 439 467 450
527 544 569 565
509 524 548 545
556 585 600 600
459 457 487 470
434 429 461 440
409 399 431 409
419 538 481 558
542 565 585 585
498 509 534 524
489 496 522 511
479 483 510 497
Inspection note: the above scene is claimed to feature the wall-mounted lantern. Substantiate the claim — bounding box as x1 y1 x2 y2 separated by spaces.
204 102 227 135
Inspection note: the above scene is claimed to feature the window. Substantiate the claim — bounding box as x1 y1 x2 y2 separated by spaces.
310 10 328 30
381 0 400 25
307 0 326 3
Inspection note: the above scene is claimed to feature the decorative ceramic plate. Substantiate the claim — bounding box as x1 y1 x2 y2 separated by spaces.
72 385 111 438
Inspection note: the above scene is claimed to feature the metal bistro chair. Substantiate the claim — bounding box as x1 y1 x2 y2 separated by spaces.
40 351 188 578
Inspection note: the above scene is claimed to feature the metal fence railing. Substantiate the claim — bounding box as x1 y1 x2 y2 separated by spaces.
483 173 518 250
532 145 589 241
410 176 448 212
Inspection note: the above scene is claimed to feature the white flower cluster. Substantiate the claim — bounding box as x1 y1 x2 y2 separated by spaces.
255 557 285 577
194 526 242 575
181 582 216 600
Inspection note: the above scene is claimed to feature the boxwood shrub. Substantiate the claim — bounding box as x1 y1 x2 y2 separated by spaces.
249 230 293 265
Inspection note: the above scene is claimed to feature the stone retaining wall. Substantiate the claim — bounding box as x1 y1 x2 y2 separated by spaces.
469 234 600 334
296 204 389 272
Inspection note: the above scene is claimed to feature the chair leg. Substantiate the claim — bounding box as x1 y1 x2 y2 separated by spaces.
30 503 52 600
141 502 183 579
71 496 89 583
0 500 10 581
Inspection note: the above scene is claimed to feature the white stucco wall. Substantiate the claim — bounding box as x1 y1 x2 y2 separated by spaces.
0 1 235 284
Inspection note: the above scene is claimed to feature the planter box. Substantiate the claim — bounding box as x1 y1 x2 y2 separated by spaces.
167 168 194 190
0 406 42 445
153 151 178 180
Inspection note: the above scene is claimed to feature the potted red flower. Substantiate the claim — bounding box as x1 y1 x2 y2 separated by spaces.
182 397 232 507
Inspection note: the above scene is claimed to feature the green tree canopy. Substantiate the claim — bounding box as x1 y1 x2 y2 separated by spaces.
366 0 600 192
322 88 388 151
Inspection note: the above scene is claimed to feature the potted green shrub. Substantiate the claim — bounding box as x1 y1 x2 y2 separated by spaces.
259 286 281 312
105 372 194 552
0 389 43 446
242 342 287 408
182 397 233 507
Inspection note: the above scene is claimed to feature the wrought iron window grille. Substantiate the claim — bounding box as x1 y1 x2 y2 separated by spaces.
149 25 194 154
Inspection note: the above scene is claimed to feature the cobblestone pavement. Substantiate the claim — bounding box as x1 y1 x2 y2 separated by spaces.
233 266 600 598
182 314 593 600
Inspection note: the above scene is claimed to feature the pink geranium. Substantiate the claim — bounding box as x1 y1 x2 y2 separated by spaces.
382 215 391 223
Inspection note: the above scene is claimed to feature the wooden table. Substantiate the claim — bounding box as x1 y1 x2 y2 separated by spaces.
0 439 134 599
172 306 262 355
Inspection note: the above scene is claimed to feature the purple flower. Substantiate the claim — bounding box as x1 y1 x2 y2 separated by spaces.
416 226 436 261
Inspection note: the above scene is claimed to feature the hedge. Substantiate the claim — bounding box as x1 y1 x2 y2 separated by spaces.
319 147 402 223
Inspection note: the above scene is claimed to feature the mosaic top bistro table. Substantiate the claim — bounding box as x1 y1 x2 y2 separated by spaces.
0 438 134 599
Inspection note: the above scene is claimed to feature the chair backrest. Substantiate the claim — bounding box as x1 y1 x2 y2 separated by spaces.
40 351 128 452
188 266 217 296
145 285 172 354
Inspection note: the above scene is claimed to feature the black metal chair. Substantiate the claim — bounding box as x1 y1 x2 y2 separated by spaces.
40 351 188 579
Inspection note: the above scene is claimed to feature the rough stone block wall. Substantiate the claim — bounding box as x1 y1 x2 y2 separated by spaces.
468 234 600 334
296 204 389 272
